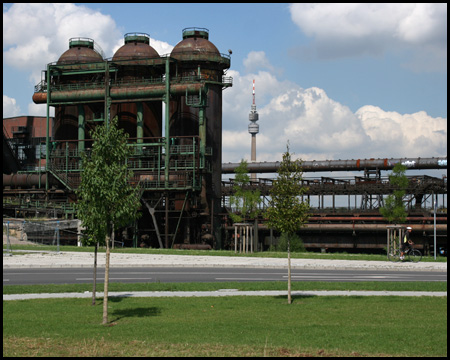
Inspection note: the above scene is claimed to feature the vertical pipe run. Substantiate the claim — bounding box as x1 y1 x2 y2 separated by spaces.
136 102 143 144
199 105 206 169
164 57 170 247
78 105 85 153
164 57 170 189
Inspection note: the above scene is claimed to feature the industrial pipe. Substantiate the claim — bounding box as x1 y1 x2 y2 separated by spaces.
222 157 447 173
32 83 205 104
225 223 447 232
3 174 56 188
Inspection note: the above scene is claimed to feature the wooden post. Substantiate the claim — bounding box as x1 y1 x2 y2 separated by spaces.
234 225 237 254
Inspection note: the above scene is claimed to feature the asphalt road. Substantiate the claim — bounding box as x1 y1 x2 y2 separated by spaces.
3 266 447 285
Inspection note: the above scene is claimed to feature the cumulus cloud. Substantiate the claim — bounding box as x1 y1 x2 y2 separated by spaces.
356 106 447 157
243 51 281 76
3 3 122 83
222 64 447 165
3 95 21 117
151 39 174 56
3 4 446 168
3 3 173 117
289 3 447 72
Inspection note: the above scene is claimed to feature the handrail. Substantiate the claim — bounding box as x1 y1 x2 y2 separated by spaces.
34 74 233 94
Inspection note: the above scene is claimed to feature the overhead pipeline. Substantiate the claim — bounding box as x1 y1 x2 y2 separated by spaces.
221 157 447 173
32 83 205 104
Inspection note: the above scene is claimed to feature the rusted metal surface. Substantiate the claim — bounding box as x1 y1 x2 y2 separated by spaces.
308 215 446 222
32 83 206 104
171 28 219 59
170 28 230 68
57 38 103 64
114 41 159 60
222 157 448 173
31 92 47 104
225 223 446 232
3 174 56 188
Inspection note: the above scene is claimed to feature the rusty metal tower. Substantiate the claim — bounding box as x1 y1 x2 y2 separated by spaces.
248 79 259 180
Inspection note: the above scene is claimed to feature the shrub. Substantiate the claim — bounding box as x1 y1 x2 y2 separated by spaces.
276 232 306 253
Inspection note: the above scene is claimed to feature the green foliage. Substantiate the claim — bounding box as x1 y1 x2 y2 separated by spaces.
272 232 306 252
75 117 141 245
379 163 408 224
265 144 310 236
229 159 261 223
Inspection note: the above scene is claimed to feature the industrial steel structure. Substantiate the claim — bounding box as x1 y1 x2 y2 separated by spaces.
4 29 232 249
2 29 447 253
221 159 447 253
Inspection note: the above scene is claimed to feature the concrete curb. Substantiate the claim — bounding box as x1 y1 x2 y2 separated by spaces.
3 290 447 301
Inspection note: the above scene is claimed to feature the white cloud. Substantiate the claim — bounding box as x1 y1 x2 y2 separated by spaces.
3 95 21 117
27 102 55 118
3 3 175 118
243 51 280 76
3 3 122 85
356 106 447 157
289 3 447 72
150 39 174 56
3 4 446 168
222 60 447 165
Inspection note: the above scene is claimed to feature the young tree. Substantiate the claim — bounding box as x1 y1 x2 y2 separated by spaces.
76 117 141 325
229 159 261 223
265 143 310 304
379 163 409 224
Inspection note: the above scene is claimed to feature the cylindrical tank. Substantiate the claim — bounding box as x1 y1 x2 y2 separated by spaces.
169 28 230 246
111 33 162 138
169 27 228 178
54 38 104 143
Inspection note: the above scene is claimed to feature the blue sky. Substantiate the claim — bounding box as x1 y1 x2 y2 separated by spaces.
3 3 447 173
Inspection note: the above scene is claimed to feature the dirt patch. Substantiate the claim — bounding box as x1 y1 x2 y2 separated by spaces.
3 234 38 246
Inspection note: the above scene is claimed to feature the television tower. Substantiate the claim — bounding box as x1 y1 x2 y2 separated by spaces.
248 79 259 180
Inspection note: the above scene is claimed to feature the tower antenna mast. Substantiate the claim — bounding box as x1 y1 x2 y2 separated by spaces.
248 79 259 180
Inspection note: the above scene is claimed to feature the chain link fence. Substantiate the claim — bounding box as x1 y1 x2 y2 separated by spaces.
3 219 81 255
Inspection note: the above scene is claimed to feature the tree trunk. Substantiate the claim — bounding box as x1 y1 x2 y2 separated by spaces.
92 242 98 306
287 237 292 304
102 228 112 325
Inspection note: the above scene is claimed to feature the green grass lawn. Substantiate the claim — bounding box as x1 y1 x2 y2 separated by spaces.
3 244 447 356
3 280 447 295
3 295 447 357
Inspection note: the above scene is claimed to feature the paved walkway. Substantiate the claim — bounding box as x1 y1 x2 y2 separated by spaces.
3 289 447 301
3 250 447 271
